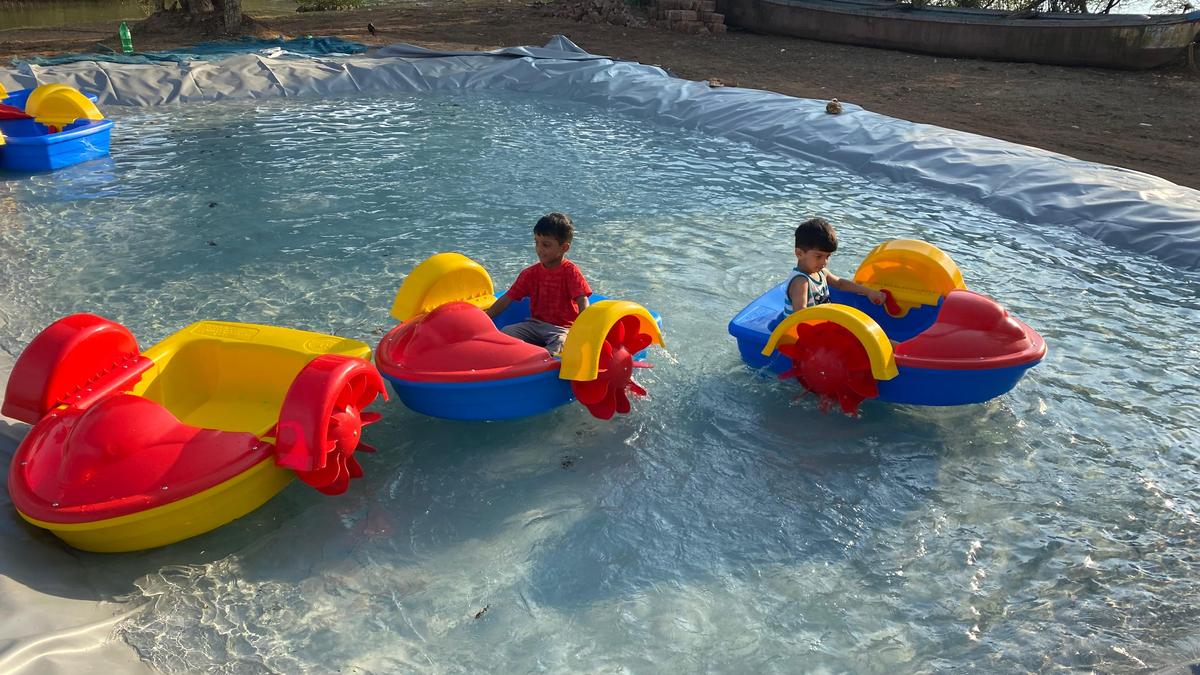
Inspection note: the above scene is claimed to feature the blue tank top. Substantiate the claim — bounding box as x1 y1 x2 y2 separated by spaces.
783 268 829 314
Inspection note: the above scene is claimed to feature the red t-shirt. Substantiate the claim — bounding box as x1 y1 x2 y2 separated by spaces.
505 259 593 327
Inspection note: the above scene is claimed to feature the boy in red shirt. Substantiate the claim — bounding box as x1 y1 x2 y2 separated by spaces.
486 212 593 355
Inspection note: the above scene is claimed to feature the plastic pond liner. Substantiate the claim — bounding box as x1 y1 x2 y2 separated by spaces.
0 36 1199 674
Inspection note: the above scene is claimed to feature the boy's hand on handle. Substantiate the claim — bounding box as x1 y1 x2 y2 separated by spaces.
486 296 512 319
867 289 887 305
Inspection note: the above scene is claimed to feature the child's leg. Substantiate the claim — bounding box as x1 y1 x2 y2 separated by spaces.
500 320 568 355
543 326 569 356
500 320 543 346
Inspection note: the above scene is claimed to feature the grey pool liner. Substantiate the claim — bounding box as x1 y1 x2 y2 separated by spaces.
1 35 1197 268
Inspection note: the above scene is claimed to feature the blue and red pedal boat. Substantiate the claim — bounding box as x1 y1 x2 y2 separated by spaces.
729 239 1046 412
375 253 663 421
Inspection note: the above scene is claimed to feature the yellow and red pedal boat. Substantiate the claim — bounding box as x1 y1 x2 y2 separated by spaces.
2 315 386 552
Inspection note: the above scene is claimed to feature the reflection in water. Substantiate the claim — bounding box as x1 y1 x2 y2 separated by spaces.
1 0 148 30
1 91 1198 673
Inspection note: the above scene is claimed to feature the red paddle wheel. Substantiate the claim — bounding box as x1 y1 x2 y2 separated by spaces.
777 322 878 415
275 355 387 495
570 315 654 420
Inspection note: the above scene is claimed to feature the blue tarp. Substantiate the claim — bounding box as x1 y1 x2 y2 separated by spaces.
10 36 368 67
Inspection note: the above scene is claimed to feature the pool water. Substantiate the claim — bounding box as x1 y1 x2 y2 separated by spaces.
2 91 1200 673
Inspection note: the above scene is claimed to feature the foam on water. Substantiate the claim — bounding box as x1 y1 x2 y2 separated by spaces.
2 90 1199 673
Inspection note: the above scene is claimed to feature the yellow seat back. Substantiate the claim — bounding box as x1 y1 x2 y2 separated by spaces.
853 239 965 317
389 252 495 322
25 84 104 130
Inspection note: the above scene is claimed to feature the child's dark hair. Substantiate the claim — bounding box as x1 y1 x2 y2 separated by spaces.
534 212 574 245
794 217 838 252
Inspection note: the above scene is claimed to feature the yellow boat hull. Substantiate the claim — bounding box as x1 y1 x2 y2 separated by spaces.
17 458 294 553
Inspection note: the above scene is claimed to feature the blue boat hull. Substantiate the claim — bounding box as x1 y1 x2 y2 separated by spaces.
383 369 575 421
0 118 114 172
876 362 1039 406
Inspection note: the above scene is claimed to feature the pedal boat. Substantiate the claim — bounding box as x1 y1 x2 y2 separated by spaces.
0 83 113 172
375 253 664 421
729 239 1046 413
3 315 386 552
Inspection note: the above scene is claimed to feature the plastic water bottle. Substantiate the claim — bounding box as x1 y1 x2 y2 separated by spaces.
119 22 133 54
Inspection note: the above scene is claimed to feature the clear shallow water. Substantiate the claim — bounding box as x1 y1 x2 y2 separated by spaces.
1 91 1200 673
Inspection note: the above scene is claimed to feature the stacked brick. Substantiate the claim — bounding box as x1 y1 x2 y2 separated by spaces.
650 0 727 34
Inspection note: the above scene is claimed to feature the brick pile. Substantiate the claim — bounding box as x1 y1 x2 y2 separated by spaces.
649 0 726 34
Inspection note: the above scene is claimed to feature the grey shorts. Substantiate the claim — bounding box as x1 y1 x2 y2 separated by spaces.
501 319 569 355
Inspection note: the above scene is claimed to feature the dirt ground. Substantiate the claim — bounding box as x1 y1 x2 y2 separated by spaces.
1 2 1197 189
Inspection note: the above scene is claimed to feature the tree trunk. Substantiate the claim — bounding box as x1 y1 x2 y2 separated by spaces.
218 0 242 31
149 0 243 32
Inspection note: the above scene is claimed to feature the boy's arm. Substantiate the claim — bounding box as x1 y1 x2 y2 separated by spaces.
827 273 886 305
490 269 530 319
486 295 513 319
787 276 810 311
568 265 591 314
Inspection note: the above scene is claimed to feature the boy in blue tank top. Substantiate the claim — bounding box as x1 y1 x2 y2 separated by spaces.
784 218 886 314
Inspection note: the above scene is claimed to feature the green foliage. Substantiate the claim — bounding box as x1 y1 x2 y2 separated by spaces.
1150 0 1194 11
295 0 363 12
